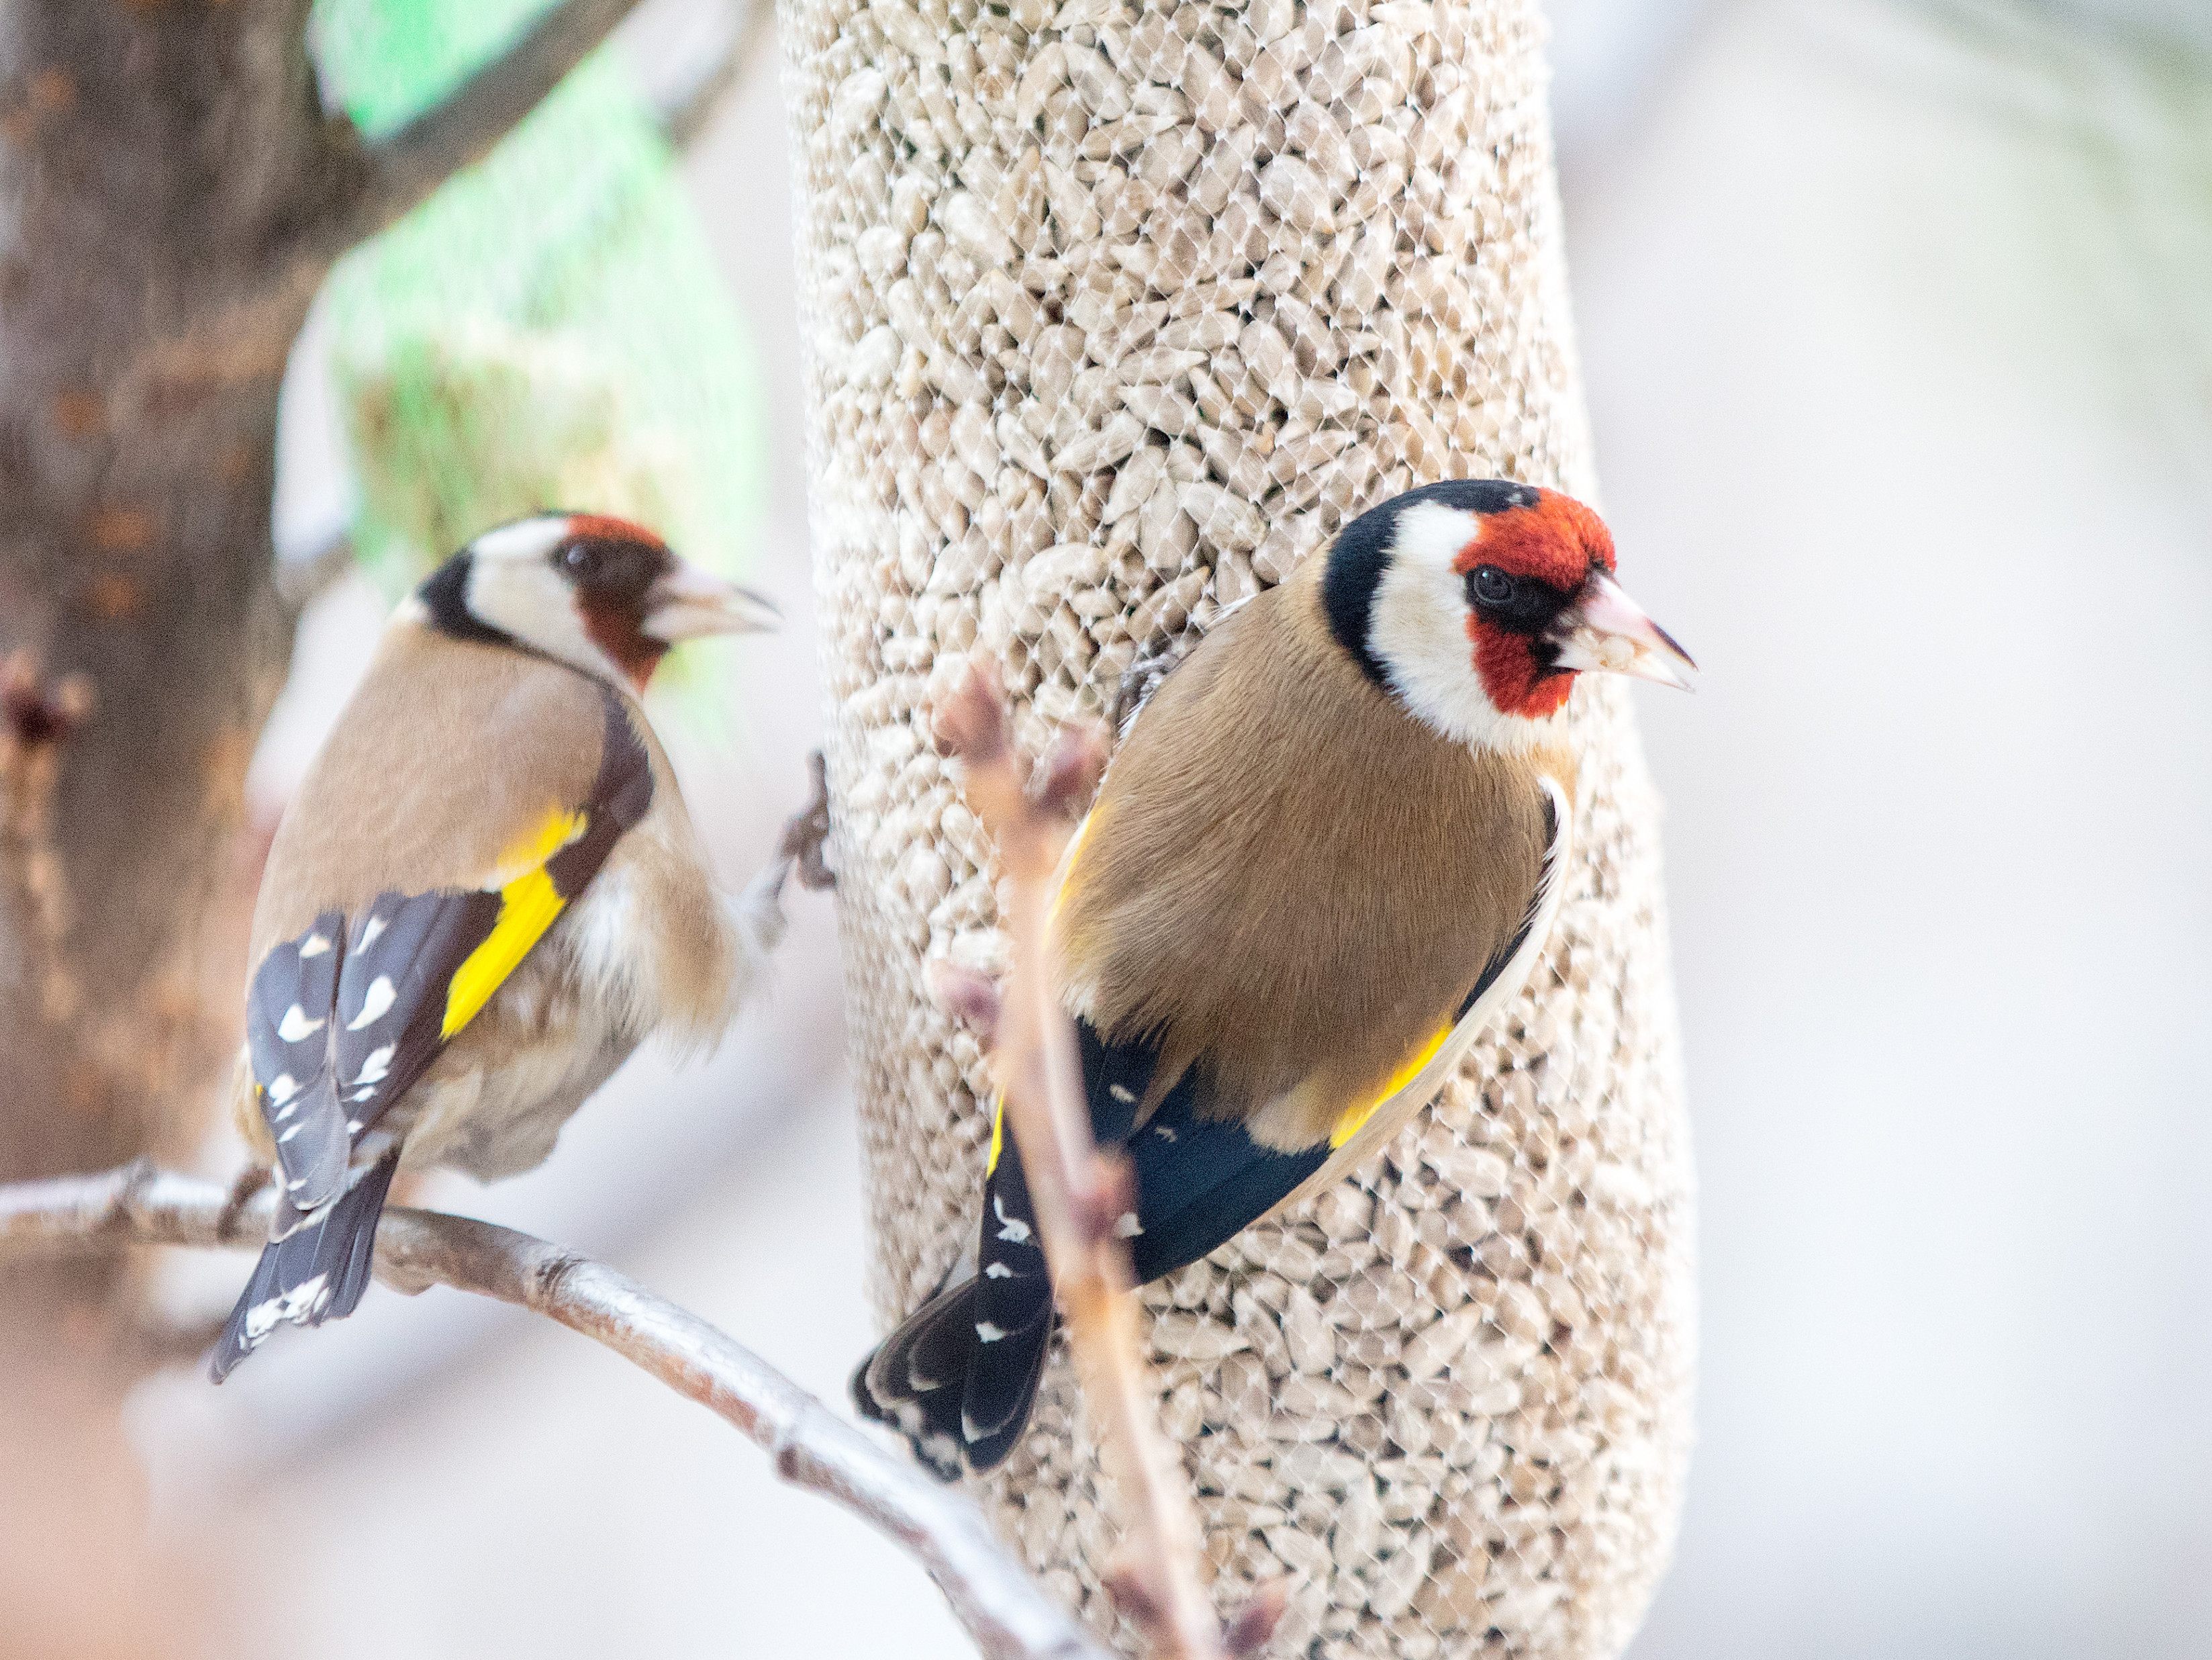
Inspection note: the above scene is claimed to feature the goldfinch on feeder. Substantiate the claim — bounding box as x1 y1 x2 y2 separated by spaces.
211 513 789 1380
855 479 1695 1475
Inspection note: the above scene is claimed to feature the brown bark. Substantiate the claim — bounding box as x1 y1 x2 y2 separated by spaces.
0 13 693 1650
0 0 328 1329
0 0 651 1344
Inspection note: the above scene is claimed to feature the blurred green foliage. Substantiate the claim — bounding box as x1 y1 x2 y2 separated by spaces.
315 0 766 598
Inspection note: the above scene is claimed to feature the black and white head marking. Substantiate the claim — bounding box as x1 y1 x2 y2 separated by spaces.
409 514 673 688
1320 480 1576 754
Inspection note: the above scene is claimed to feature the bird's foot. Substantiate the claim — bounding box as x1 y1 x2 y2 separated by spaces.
732 751 834 966
777 749 836 892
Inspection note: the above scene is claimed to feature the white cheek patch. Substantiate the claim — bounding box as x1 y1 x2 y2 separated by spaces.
1368 502 1501 745
467 555 595 663
462 520 631 686
1368 501 1571 755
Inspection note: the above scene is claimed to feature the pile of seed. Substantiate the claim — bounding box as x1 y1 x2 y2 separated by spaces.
780 0 1692 1651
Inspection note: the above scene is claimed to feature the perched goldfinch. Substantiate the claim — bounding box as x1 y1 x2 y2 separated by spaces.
211 514 784 1380
855 480 1694 1474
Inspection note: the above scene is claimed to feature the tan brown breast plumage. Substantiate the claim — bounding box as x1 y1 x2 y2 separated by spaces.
249 623 612 954
236 619 729 1166
1055 559 1570 1150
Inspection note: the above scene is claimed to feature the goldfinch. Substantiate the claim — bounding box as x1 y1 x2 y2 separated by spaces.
855 480 1694 1475
211 513 784 1380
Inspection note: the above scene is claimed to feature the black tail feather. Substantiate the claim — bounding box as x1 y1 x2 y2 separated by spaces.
209 1150 399 1383
957 1303 1051 1471
852 1275 1054 1479
959 1293 1051 1446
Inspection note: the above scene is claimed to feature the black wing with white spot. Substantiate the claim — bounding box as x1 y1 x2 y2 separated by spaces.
220 690 653 1379
244 910 350 1223
959 1114 1052 1461
852 1018 1329 1475
329 887 504 1140
248 686 652 1167
853 785 1567 1475
246 887 505 1240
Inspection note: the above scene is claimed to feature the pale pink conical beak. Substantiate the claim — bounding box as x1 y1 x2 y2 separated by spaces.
641 559 781 642
1545 569 1697 690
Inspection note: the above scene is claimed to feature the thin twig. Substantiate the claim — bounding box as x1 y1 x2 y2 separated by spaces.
0 1161 1110 1660
658 0 780 150
935 663 1268 1660
307 0 652 262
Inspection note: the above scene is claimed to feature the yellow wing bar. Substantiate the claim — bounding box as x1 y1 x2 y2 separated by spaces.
441 809 588 1039
1328 1020 1454 1150
1048 806 1102 927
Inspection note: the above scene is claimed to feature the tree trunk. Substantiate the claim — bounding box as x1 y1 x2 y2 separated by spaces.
0 9 674 1645
0 1 336 1329
0 0 647 1342
782 0 1694 1653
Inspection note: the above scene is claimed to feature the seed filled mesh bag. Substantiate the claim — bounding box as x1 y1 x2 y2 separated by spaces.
779 0 1692 1652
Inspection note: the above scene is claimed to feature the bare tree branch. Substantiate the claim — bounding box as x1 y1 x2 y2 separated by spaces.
0 1161 1110 1660
933 664 1276 1660
309 0 652 261
658 0 779 150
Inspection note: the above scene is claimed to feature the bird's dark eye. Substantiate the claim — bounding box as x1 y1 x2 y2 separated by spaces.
1470 565 1515 606
560 541 600 578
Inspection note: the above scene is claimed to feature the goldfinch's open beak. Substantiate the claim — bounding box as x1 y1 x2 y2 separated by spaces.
1545 570 1697 691
641 559 780 641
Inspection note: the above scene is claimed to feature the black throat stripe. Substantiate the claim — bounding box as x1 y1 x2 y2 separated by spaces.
418 553 514 650
1319 508 1395 690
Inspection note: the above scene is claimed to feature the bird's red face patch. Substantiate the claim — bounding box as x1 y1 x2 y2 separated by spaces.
1453 490 1616 721
577 594 668 694
1453 490 1615 588
567 511 663 548
559 516 677 692
1470 630 1574 720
